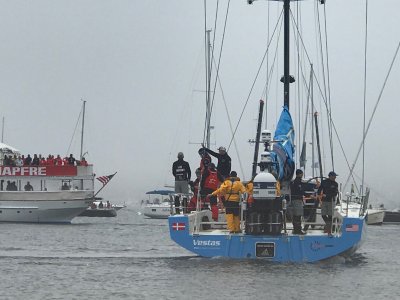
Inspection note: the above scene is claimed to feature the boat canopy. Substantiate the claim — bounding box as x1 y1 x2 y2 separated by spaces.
146 190 174 195
0 142 20 155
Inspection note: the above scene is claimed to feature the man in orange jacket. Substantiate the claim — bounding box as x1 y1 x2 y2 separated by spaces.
210 171 246 233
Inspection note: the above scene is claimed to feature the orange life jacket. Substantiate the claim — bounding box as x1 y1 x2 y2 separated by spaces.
204 170 219 190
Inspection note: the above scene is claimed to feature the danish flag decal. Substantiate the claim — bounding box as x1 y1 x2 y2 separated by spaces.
172 222 186 231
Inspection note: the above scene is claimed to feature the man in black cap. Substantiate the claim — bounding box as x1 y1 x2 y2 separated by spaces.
201 144 231 179
317 171 339 234
172 152 191 214
290 169 305 234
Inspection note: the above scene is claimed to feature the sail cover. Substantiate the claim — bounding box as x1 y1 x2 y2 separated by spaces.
272 106 295 181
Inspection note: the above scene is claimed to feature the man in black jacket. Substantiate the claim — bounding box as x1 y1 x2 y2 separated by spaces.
172 152 191 214
202 145 231 179
290 169 305 234
318 171 339 234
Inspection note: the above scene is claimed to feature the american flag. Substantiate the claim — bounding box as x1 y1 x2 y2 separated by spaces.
172 222 186 231
345 224 359 232
96 173 116 186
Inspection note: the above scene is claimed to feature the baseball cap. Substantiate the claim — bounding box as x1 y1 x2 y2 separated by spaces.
328 171 338 177
295 169 303 175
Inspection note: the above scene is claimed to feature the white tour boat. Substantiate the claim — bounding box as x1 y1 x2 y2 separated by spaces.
0 143 94 223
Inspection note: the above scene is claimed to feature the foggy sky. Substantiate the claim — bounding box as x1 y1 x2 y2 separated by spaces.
0 1 399 208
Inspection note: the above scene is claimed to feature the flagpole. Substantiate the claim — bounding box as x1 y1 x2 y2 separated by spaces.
94 172 117 197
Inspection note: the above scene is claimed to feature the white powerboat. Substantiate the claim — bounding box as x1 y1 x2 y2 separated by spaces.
366 208 385 225
141 190 175 219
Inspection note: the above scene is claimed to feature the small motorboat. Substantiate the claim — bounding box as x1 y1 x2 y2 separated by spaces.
78 200 126 217
141 190 175 219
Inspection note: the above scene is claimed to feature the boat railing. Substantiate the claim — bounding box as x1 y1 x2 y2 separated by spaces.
182 194 344 236
168 193 192 215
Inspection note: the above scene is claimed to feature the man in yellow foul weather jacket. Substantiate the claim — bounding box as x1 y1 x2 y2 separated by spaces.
209 171 246 233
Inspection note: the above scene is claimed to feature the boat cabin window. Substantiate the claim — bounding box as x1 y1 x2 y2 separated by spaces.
61 180 71 190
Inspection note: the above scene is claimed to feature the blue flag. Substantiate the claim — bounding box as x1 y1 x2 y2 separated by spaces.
272 106 295 181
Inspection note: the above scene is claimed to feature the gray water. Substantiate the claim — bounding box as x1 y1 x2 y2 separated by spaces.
0 207 399 300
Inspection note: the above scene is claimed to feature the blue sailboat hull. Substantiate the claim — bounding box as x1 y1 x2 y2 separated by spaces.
169 214 365 262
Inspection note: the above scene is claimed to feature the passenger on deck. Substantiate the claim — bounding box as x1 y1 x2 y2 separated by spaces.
15 156 24 167
90 202 97 209
210 171 246 233
31 154 40 166
10 181 18 191
55 155 63 166
24 154 32 166
106 201 111 209
201 145 231 179
39 157 46 166
68 154 76 166
10 155 16 166
318 171 339 235
80 157 88 166
200 163 224 221
24 181 34 191
98 201 104 208
47 155 54 166
290 169 306 235
3 155 11 166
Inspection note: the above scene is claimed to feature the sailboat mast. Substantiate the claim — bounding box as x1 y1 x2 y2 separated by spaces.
205 29 212 148
311 65 315 178
80 100 86 160
283 0 291 109
1 117 4 143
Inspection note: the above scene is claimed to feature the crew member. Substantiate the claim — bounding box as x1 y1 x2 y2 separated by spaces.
198 148 212 171
210 171 246 233
202 145 231 179
188 168 202 212
172 152 191 214
200 163 223 221
318 171 339 234
245 178 254 208
290 169 305 235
